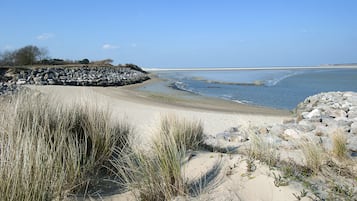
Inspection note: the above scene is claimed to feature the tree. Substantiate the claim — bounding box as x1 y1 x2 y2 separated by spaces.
38 47 49 62
79 58 90 64
0 50 16 66
14 45 41 65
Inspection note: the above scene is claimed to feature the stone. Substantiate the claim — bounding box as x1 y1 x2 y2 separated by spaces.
16 79 26 85
303 109 321 120
1 66 150 97
348 110 357 119
350 122 357 134
283 128 300 139
347 136 357 152
268 124 284 136
326 109 347 119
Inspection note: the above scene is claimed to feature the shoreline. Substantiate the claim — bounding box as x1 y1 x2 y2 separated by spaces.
28 79 291 138
113 75 291 116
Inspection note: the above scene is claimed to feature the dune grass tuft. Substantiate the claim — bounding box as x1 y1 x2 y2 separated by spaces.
301 141 325 175
246 134 279 167
331 129 347 160
0 91 131 201
113 116 205 201
160 115 204 151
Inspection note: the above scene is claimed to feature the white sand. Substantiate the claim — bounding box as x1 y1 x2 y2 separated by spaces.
29 85 310 201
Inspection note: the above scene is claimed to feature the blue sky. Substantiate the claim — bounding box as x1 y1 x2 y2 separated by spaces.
0 0 356 68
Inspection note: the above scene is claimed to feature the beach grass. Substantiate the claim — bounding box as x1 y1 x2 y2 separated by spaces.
247 134 279 167
112 116 205 201
0 91 131 201
331 129 347 160
160 115 204 151
300 141 325 175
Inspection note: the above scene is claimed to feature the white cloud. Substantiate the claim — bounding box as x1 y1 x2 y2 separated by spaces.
2 45 13 50
102 44 119 50
37 33 54 40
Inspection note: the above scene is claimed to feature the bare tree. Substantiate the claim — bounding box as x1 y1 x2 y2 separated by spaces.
0 50 16 66
14 45 42 65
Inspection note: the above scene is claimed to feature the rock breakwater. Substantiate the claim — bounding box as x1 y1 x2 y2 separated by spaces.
0 66 150 95
203 91 357 200
205 91 357 157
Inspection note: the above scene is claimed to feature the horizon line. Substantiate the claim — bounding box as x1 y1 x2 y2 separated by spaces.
145 65 357 72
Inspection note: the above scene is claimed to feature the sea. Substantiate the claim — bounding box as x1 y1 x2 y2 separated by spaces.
139 68 357 110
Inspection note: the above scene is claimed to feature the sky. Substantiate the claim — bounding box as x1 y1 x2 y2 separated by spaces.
0 0 356 68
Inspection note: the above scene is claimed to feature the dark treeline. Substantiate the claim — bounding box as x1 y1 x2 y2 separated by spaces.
0 45 112 66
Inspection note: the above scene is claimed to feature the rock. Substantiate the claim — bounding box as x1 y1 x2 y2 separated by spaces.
268 124 284 136
0 66 150 93
282 129 300 140
347 136 357 152
351 122 357 134
348 110 357 119
16 79 26 85
295 124 316 133
283 118 295 124
326 109 347 119
304 109 321 120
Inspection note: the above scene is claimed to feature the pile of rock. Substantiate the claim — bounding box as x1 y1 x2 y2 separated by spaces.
0 66 150 95
0 81 18 96
203 91 357 200
204 91 357 158
13 66 149 86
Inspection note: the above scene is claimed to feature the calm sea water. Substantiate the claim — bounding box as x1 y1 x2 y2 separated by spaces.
141 68 357 110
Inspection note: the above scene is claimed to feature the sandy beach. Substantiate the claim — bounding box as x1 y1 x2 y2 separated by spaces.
27 79 318 201
18 77 356 201
29 77 290 141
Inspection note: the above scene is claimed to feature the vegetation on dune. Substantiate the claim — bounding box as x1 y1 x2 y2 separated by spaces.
0 92 131 201
112 116 206 201
300 141 325 175
246 133 279 167
331 129 347 160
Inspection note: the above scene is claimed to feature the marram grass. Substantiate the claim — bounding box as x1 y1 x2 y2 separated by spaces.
0 91 131 201
331 129 347 160
112 115 205 201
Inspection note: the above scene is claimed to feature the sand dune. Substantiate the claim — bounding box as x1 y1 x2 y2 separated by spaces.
28 84 316 201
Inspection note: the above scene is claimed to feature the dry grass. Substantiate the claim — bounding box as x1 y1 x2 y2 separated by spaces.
246 134 279 167
301 141 325 175
160 115 204 151
0 91 131 201
113 116 206 201
331 130 347 160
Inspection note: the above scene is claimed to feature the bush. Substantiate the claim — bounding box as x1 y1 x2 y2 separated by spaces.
0 92 131 201
79 58 90 64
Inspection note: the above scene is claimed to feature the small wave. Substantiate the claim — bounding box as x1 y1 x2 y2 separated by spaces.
191 76 264 86
265 71 304 86
169 81 199 95
221 95 253 104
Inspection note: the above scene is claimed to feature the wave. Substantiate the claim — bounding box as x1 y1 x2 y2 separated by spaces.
221 94 253 104
264 71 305 86
168 81 200 95
190 76 264 86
